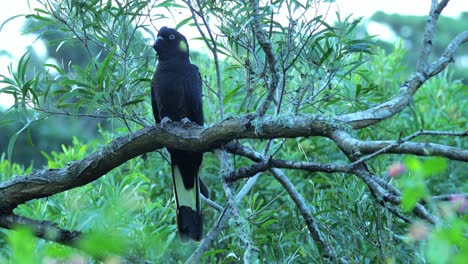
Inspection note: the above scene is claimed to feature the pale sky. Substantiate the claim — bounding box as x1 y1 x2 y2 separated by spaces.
333 0 464 17
0 0 466 107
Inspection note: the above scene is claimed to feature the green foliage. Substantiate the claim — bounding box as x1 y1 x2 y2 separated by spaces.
6 226 40 264
1 135 180 262
41 136 88 168
0 154 32 181
391 156 467 264
426 217 468 264
399 157 447 211
0 52 40 108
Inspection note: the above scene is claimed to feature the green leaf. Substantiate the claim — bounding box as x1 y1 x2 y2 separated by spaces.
260 219 279 229
422 157 447 177
0 14 24 31
317 46 333 67
96 48 116 87
122 98 144 106
7 119 32 160
7 128 21 162
426 227 453 264
405 156 447 178
78 229 129 258
176 17 192 30
404 156 423 176
400 177 428 211
26 128 34 147
8 226 41 264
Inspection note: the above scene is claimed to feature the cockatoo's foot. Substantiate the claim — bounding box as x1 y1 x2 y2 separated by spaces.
160 116 172 127
181 117 192 126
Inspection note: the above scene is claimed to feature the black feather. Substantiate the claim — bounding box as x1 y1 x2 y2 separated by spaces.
151 27 207 242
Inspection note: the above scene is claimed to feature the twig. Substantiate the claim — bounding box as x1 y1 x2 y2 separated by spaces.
223 159 270 182
431 193 468 201
333 130 468 165
201 195 223 212
250 0 281 116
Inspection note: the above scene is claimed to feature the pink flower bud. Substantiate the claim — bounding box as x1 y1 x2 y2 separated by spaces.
407 222 429 241
387 162 406 178
450 195 468 213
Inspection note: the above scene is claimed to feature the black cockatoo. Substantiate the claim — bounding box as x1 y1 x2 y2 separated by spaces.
150 27 208 242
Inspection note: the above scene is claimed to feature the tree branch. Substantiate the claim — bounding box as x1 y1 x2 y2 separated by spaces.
346 130 468 164
270 168 343 263
218 142 341 262
353 165 439 224
0 114 340 212
427 30 468 77
250 0 282 116
431 193 468 201
0 213 83 246
356 140 468 162
2 115 465 214
216 149 259 263
224 141 352 182
186 173 264 263
330 130 439 224
416 0 449 71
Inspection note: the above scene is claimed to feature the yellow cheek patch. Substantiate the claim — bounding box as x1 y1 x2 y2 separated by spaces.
178 41 188 52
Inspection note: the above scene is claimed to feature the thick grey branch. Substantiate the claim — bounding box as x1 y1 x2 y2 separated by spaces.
2 114 463 213
0 114 338 212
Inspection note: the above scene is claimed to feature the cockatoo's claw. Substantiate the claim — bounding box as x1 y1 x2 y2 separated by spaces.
160 116 172 127
181 117 191 126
